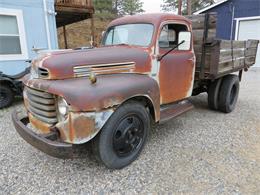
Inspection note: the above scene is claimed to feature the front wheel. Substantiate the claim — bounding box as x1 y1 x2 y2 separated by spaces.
0 85 14 109
92 101 150 169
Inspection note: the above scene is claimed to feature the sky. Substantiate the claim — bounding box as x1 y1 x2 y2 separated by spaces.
142 0 221 13
142 0 163 13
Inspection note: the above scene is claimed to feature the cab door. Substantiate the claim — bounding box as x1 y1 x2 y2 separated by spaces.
158 22 195 104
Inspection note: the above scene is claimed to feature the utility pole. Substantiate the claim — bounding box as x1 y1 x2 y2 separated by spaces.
178 0 182 15
187 0 192 15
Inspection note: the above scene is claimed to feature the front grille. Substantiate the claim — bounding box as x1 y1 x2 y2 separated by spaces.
25 87 57 125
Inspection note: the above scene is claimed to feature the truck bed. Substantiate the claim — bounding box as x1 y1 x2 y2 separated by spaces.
186 13 259 80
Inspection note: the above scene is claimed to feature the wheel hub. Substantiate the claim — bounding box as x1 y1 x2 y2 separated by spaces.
113 115 144 157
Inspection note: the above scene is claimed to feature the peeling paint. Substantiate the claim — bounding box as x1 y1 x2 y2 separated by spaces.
56 109 114 144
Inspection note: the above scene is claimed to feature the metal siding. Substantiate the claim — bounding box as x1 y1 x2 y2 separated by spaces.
201 0 260 40
0 0 58 75
237 19 260 67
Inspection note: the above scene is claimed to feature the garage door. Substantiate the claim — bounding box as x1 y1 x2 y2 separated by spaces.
237 18 260 67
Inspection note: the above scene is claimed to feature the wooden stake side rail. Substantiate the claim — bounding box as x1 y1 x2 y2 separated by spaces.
194 39 259 80
186 13 259 81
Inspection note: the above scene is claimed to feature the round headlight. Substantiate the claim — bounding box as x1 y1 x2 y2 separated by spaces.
57 97 68 117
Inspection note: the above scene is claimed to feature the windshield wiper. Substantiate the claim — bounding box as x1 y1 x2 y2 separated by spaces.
157 40 185 61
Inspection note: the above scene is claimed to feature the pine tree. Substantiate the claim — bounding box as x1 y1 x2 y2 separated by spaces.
93 0 116 19
93 0 144 17
161 0 215 14
120 0 144 15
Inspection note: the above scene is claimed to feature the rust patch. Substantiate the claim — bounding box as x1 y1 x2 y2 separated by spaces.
39 46 152 80
28 113 52 134
71 114 96 139
56 110 113 144
159 51 195 104
23 74 160 121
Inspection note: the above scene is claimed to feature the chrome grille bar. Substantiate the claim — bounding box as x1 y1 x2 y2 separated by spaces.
26 87 57 125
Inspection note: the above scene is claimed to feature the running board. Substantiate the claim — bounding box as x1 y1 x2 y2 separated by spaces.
159 100 194 123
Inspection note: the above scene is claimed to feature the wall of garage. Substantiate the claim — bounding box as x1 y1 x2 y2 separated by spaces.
197 0 260 67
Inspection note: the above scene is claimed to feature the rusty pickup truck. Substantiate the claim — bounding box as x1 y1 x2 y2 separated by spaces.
12 13 259 169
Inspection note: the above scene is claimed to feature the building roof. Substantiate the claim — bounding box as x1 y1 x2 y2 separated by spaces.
193 0 229 14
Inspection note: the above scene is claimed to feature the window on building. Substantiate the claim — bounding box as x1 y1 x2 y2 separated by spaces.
0 9 28 60
0 15 21 55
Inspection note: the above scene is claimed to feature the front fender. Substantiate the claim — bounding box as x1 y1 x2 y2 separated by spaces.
24 74 160 144
25 73 160 121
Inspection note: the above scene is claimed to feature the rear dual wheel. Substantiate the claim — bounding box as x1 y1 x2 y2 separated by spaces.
208 74 240 113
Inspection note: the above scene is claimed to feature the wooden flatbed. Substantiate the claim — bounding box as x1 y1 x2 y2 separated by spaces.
186 13 259 82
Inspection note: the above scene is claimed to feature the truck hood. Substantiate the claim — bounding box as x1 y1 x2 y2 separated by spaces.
32 46 152 80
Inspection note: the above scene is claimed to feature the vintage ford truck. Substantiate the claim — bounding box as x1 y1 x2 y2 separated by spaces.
12 13 259 169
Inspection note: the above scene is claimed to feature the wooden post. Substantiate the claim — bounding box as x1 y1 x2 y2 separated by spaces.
178 0 182 15
63 25 68 49
187 0 192 15
89 0 95 46
90 15 95 46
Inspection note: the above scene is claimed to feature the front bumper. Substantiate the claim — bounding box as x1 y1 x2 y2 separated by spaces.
12 111 74 159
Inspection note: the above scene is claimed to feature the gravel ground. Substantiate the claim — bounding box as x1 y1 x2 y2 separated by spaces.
0 70 259 194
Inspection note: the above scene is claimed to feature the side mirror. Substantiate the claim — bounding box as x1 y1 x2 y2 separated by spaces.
178 32 191 50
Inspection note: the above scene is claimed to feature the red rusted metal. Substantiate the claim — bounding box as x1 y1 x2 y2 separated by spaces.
21 13 195 145
159 50 195 104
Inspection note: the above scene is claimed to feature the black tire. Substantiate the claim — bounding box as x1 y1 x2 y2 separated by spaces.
92 101 150 169
218 75 240 113
208 78 222 110
0 85 14 109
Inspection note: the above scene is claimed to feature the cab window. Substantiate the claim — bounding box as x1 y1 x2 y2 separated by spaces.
159 23 188 49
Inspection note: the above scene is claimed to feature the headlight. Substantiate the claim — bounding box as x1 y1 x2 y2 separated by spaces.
57 97 68 118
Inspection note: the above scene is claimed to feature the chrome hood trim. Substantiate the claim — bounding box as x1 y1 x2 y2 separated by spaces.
73 61 136 77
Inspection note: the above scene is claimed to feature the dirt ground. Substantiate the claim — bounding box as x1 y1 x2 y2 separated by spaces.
0 69 259 194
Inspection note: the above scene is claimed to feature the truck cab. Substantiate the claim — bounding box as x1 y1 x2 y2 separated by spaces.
103 14 195 104
12 13 258 169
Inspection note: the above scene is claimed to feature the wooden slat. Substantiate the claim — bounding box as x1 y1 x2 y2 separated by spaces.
232 41 245 48
219 48 245 61
245 56 256 65
220 40 231 49
196 53 211 69
193 29 216 43
194 44 203 53
246 48 258 57
218 61 233 72
246 40 259 48
233 58 245 68
186 13 217 30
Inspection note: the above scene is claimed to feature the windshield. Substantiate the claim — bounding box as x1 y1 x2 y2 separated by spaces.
103 24 154 47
